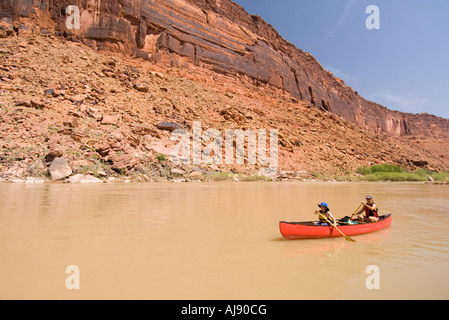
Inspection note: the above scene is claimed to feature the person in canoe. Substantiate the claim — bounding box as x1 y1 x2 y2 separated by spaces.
314 202 337 226
353 195 380 223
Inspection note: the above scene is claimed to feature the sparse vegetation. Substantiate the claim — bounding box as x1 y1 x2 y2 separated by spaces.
200 172 232 182
346 164 449 183
237 174 272 182
356 164 404 175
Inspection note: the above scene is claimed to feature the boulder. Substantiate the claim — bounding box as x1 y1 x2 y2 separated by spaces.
48 158 72 180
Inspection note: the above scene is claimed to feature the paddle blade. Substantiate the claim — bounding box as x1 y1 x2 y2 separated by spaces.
344 236 357 242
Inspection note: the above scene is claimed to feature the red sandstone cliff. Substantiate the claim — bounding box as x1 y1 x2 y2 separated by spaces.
1 0 448 139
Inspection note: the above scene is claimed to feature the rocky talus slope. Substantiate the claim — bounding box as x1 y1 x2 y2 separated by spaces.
0 35 447 182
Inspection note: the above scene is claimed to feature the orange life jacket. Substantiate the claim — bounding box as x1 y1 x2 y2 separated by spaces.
365 204 379 219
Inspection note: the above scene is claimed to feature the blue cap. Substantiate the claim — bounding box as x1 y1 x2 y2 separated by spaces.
318 202 329 208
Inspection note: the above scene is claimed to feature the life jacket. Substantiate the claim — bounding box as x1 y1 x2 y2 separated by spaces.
364 204 379 219
319 208 331 223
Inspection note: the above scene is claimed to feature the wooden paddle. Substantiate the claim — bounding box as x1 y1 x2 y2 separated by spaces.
351 203 364 218
318 212 356 242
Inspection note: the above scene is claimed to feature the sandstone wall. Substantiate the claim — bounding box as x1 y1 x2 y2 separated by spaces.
1 0 448 139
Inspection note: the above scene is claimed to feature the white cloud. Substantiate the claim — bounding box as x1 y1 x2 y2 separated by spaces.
368 91 429 114
325 0 357 40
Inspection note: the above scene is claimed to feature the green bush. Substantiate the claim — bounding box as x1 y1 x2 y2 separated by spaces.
355 164 449 182
363 172 426 182
356 164 404 175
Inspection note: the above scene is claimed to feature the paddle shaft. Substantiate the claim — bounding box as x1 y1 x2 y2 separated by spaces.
351 203 364 218
318 212 356 242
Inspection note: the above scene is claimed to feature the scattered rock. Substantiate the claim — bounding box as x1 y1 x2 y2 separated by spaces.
27 160 45 176
30 98 46 109
48 158 73 180
70 94 85 105
146 143 173 156
39 28 52 37
95 144 111 158
156 122 184 132
17 24 33 37
171 168 185 175
67 174 102 183
111 154 138 172
44 88 55 96
190 171 202 179
133 83 149 92
45 150 63 163
220 106 246 124
15 100 30 107
85 106 102 120
209 164 220 172
0 83 13 90
101 114 121 125
0 18 14 38
63 117 80 128
97 170 107 177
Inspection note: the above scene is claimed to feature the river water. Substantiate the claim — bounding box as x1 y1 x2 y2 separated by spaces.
0 181 448 300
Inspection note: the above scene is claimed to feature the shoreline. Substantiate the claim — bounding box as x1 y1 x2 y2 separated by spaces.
2 155 448 185
1 170 448 185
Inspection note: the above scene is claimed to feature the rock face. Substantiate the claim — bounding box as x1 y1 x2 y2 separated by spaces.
1 0 448 139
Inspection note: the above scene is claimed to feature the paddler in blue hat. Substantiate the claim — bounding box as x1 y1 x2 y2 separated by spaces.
315 202 337 226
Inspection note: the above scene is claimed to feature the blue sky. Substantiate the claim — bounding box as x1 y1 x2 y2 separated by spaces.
233 0 449 119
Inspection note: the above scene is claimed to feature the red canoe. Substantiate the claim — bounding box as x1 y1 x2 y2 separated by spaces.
280 214 392 240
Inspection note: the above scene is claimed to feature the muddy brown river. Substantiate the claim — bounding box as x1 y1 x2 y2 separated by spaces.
0 182 448 299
